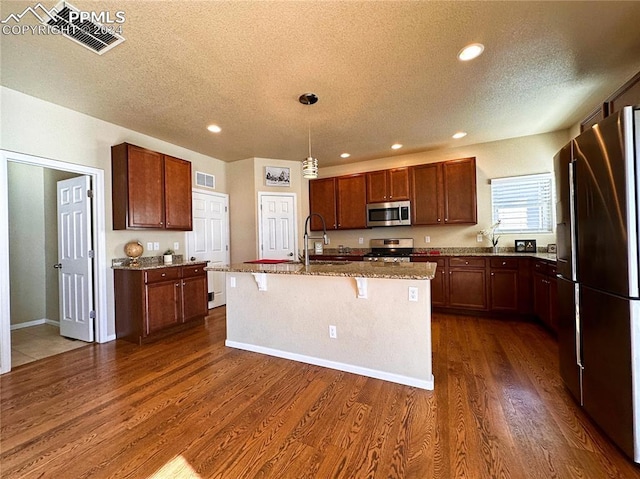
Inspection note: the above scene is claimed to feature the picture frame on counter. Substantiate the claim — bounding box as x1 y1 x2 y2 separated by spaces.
265 166 291 186
515 239 537 253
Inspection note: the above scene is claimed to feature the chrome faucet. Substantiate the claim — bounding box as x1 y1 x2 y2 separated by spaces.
303 213 329 266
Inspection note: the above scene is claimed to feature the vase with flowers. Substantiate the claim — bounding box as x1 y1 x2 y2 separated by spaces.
480 220 501 253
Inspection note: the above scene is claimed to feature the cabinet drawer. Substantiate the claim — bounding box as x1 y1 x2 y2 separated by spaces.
449 257 486 268
145 268 180 284
490 258 518 269
533 261 549 275
182 264 206 278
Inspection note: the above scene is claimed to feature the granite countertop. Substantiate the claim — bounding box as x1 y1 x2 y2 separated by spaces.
112 258 208 270
206 261 438 280
311 250 557 263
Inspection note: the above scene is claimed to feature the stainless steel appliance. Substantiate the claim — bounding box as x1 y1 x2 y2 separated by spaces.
554 105 640 462
364 238 414 262
366 200 411 227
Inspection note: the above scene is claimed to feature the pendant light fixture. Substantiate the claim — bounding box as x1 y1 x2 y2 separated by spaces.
299 93 319 179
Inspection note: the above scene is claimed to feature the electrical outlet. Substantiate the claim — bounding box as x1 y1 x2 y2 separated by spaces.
476 234 484 243
146 242 153 251
424 236 430 243
329 325 337 338
230 276 236 288
153 242 160 251
174 242 179 251
408 287 419 302
359 237 364 244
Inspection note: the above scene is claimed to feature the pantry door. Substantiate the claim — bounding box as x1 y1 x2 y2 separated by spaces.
258 193 298 260
187 191 229 308
57 176 94 342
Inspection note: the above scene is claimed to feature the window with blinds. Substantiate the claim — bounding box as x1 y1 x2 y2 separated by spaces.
490 173 554 233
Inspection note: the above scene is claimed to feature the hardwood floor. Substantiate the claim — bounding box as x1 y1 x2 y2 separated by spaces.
2 308 639 478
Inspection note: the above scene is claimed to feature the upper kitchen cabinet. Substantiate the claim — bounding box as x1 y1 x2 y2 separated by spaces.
410 157 477 225
112 143 193 230
336 174 367 229
309 177 337 230
309 174 367 230
366 167 410 203
606 70 640 116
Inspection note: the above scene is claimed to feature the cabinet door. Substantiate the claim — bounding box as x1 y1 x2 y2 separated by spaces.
410 163 443 225
309 178 337 230
181 275 208 322
336 174 367 229
548 276 558 333
145 280 180 334
164 155 193 230
429 259 447 307
442 157 477 224
127 145 165 228
489 269 519 312
606 71 640 116
366 170 388 203
388 168 409 201
533 272 550 327
449 259 487 310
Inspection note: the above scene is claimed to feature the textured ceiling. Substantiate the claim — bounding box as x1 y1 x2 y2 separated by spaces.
2 1 640 167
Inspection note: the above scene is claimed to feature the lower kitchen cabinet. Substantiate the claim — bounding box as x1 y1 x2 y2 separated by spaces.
533 259 558 333
489 258 519 312
448 257 487 310
114 263 208 343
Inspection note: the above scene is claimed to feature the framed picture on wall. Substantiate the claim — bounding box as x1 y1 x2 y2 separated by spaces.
265 166 290 187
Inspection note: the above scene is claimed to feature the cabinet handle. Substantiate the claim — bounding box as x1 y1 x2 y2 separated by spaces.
491 272 494 276
465 261 469 265
161 273 166 277
502 262 506 266
437 218 441 222
194 269 199 272
160 222 164 225
175 283 179 287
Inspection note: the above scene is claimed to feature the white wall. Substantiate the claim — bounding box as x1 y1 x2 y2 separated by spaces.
313 130 571 251
1 86 227 339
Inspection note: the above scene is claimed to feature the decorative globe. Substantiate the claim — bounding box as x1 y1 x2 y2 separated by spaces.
124 241 143 265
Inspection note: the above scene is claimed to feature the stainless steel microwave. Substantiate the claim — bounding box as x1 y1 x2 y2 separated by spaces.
366 200 411 227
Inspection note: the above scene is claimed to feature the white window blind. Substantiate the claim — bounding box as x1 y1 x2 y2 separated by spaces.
491 173 554 233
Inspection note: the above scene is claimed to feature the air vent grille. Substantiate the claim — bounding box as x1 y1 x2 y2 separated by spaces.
46 3 124 55
196 172 215 189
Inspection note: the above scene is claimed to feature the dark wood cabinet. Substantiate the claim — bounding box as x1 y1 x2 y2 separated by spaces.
410 157 477 226
606 70 640 116
429 258 447 307
309 174 367 230
309 177 337 230
114 263 208 344
112 143 192 231
366 168 409 203
489 258 519 312
448 257 487 310
533 259 558 333
336 174 367 229
580 106 606 132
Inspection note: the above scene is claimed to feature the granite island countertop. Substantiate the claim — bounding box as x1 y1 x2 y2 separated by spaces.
206 261 438 280
111 259 209 270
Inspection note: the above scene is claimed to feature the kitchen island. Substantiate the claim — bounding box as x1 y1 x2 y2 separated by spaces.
207 261 437 389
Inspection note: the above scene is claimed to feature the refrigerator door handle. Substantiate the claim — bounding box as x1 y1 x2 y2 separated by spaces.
569 161 578 282
575 283 583 369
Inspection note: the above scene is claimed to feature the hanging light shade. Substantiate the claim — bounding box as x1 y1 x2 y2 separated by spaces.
299 93 319 179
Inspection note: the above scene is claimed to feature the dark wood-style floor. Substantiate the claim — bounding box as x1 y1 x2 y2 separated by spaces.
2 308 639 478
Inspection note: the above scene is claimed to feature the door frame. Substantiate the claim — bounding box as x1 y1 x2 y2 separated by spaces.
0 150 108 374
257 192 298 260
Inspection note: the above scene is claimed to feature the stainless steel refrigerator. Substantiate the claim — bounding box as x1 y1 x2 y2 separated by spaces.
555 105 640 462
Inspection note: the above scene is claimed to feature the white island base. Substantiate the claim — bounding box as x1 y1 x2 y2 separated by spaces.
225 271 433 390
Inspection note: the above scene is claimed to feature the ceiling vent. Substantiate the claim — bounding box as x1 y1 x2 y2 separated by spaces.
45 2 124 55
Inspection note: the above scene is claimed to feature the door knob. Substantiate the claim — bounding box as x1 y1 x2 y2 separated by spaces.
288 252 294 256
53 263 62 269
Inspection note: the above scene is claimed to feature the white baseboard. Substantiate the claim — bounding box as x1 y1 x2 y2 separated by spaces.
225 340 434 390
11 318 60 330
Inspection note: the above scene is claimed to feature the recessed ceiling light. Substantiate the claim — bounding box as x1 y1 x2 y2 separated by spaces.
452 131 467 139
340 153 351 158
458 43 484 61
207 124 221 133
391 143 403 150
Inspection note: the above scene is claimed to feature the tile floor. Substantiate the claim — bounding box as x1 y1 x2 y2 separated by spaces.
11 323 90 367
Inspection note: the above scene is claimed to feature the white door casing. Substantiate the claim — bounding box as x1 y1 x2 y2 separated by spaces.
186 190 229 308
57 176 94 341
258 193 297 260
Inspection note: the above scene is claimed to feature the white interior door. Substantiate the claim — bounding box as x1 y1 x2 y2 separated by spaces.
187 191 229 308
259 193 297 260
57 176 93 341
